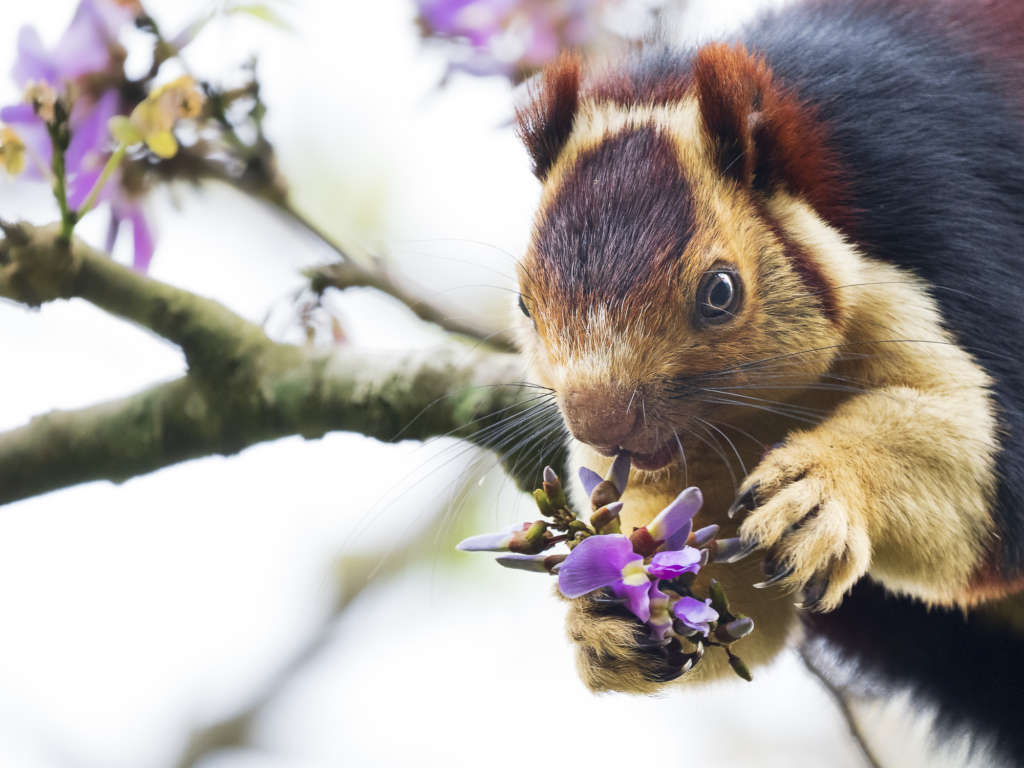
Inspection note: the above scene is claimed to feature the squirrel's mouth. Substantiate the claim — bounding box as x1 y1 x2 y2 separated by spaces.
627 440 679 472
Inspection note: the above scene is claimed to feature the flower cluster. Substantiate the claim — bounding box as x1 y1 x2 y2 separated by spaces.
414 0 660 80
457 455 757 681
0 0 284 272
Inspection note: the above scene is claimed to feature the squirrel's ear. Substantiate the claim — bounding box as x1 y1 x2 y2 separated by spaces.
693 43 847 225
515 51 582 180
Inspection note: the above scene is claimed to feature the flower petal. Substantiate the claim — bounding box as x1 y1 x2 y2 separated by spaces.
673 596 719 636
578 466 602 498
129 205 154 272
558 534 641 599
648 546 702 580
647 487 702 543
661 520 692 553
646 581 673 640
612 578 653 623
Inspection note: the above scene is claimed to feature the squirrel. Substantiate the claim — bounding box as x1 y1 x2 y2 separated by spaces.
511 0 1024 761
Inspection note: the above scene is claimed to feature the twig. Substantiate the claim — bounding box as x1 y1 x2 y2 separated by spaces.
170 150 517 351
799 648 885 768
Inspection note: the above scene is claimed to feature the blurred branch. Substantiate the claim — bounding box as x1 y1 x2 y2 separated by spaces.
799 649 884 768
161 145 518 351
0 222 564 507
174 551 411 768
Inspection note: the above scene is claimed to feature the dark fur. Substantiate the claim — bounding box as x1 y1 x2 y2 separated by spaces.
531 126 696 309
804 581 1024 765
742 0 1024 756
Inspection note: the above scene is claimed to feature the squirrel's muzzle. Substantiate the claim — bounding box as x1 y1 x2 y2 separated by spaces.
561 383 641 453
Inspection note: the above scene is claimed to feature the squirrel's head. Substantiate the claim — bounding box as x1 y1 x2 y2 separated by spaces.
514 45 855 472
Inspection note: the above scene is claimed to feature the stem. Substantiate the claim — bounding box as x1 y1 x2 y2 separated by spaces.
77 143 127 219
47 122 75 241
799 648 885 768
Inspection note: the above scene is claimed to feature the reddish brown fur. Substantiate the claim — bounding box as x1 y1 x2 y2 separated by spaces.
583 55 693 106
692 43 854 235
756 201 841 324
515 51 582 180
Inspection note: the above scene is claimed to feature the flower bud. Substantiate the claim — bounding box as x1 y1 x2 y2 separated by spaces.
543 466 558 485
524 520 548 543
533 489 554 517
496 553 567 574
589 501 623 532
629 527 659 558
579 467 603 499
543 479 568 511
708 579 730 615
728 652 753 681
508 536 549 555
456 523 529 552
722 616 755 640
672 618 699 637
590 480 620 508
708 537 743 563
691 524 719 547
699 549 710 567
607 452 631 496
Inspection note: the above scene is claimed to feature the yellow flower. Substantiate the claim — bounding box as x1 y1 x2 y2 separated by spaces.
0 127 26 176
23 80 58 123
111 75 206 159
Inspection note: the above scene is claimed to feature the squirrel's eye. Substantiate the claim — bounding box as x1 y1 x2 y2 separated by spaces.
518 295 531 319
697 269 741 324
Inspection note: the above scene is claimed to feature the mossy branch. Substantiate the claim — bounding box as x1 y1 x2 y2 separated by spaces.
0 222 563 507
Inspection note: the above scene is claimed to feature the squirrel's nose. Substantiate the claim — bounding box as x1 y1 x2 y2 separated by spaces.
561 383 641 451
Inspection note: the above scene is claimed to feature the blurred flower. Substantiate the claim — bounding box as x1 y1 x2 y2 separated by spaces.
673 596 718 636
12 0 135 90
0 127 26 176
0 0 169 271
110 75 205 159
415 0 618 78
23 81 58 123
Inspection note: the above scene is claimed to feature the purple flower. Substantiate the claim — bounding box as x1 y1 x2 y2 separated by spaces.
558 534 654 621
415 0 608 77
13 0 134 89
673 596 719 636
2 0 157 270
646 547 702 580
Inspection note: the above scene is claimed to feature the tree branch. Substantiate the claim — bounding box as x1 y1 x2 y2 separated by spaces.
0 223 563 507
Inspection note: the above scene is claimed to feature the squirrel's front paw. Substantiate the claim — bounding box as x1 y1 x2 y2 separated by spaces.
732 439 871 612
564 589 696 694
